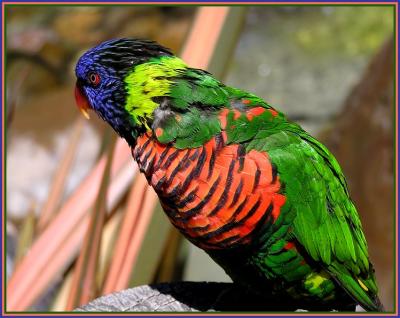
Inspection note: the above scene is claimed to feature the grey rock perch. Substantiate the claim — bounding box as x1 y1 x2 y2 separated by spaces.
75 282 358 312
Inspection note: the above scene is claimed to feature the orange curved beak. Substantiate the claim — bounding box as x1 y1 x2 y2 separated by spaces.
75 83 91 120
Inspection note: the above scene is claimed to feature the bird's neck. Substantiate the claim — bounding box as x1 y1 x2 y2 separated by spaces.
123 56 187 129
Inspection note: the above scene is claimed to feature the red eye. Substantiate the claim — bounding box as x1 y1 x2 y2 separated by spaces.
88 72 101 86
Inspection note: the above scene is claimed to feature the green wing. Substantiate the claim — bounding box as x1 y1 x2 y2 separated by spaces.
255 126 382 311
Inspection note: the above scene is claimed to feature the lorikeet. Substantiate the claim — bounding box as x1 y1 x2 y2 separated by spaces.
75 38 383 311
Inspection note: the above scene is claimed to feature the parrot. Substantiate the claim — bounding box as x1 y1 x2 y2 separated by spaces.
74 38 383 312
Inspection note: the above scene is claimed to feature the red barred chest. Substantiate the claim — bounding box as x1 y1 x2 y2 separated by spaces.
132 132 286 250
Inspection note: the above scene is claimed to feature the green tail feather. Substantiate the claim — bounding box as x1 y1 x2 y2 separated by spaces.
329 264 384 311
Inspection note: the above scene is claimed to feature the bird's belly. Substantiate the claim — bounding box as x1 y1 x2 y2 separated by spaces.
133 132 286 250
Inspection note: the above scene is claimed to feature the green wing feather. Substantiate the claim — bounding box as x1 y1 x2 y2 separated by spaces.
252 124 381 311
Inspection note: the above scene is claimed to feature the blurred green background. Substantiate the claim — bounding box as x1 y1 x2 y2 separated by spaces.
5 5 395 312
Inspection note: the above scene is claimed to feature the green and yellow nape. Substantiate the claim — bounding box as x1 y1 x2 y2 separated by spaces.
124 56 187 128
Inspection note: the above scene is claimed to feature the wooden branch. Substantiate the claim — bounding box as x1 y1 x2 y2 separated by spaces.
75 282 358 312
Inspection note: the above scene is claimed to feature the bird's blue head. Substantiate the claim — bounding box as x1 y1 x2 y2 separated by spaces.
75 38 173 145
